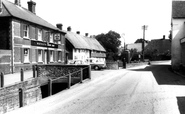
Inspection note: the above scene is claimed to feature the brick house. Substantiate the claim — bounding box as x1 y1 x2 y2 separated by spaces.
0 0 66 74
65 27 106 65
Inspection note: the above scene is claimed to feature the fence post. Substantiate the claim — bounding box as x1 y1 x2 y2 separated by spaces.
80 68 83 83
48 79 52 96
33 65 36 78
68 73 71 89
88 65 91 79
0 72 4 88
20 68 24 81
19 88 24 107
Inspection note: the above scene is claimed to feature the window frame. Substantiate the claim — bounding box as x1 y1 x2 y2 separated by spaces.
38 49 43 62
50 50 54 62
50 32 54 43
38 28 42 41
23 24 29 38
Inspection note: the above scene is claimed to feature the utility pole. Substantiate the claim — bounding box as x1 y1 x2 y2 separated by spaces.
142 25 148 61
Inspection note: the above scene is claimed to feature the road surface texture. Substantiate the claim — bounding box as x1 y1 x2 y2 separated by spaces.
7 61 185 114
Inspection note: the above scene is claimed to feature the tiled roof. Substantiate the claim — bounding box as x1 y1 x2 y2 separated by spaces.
1 0 62 31
172 1 185 18
65 32 106 52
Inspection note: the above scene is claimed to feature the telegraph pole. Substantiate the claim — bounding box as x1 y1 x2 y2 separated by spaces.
142 25 147 61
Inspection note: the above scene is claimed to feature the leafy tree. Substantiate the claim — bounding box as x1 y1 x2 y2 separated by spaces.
95 30 121 61
135 38 149 43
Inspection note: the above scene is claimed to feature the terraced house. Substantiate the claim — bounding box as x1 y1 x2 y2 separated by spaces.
0 0 66 74
65 27 106 66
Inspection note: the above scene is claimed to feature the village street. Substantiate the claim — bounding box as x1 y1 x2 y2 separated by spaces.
7 61 185 114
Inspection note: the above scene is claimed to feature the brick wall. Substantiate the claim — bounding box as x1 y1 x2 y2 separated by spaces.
37 64 91 81
0 77 42 114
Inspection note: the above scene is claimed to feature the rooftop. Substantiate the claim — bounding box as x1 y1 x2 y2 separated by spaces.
1 0 64 32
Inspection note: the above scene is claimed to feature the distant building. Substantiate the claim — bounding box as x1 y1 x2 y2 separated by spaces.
0 0 66 74
145 38 171 55
171 0 185 70
126 43 147 52
65 27 106 65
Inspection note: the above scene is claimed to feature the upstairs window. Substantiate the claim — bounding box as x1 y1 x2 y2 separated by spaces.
38 29 42 41
50 33 53 43
23 24 29 38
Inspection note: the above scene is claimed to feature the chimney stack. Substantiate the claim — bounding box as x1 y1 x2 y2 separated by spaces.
27 0 36 14
76 31 80 34
85 33 88 37
56 23 63 30
163 35 165 40
15 0 21 6
67 26 71 31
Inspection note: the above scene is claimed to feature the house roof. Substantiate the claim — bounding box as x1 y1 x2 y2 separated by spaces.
1 0 64 32
172 1 185 18
65 31 106 52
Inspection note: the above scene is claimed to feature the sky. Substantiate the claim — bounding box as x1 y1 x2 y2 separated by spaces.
8 0 172 45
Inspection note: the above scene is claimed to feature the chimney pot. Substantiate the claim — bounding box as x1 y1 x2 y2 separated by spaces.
67 26 71 31
56 23 63 30
27 1 36 14
163 35 165 40
76 31 80 34
15 0 21 6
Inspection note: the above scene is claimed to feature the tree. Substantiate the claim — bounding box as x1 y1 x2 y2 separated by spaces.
134 38 149 43
95 30 121 61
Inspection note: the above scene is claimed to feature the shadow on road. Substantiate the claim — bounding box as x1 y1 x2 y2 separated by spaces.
128 64 185 85
128 64 185 114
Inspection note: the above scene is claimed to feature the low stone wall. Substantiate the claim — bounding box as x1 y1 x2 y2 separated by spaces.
106 62 119 70
37 64 91 81
0 77 42 114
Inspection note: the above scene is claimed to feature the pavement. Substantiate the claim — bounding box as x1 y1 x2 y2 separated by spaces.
5 60 185 114
3 70 33 87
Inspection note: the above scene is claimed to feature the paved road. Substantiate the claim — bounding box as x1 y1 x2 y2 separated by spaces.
7 61 181 114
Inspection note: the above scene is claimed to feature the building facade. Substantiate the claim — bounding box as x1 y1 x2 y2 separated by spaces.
0 0 66 74
171 0 185 70
65 27 106 64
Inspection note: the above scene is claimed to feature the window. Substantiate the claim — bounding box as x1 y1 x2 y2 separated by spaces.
58 51 61 61
38 50 43 62
38 29 42 41
24 48 30 63
50 51 54 62
50 33 53 43
23 24 29 38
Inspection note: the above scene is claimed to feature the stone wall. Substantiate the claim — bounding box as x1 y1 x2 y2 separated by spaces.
106 62 119 70
37 64 91 81
0 77 42 114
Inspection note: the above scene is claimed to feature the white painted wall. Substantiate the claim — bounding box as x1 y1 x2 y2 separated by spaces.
172 19 185 69
73 49 90 62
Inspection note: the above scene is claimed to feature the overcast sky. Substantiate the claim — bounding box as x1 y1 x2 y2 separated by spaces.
8 0 172 45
